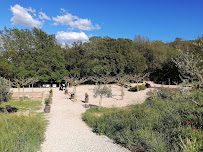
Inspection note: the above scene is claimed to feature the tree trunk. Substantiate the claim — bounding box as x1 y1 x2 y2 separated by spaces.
18 85 20 100
99 96 102 108
73 86 76 101
121 86 124 100
32 83 34 92
137 80 139 92
23 86 25 100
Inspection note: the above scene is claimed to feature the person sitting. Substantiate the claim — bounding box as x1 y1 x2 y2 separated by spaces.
145 82 151 88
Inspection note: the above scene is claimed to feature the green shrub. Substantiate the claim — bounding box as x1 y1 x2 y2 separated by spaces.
44 98 50 106
83 88 203 151
128 85 146 92
85 92 89 98
0 77 12 105
49 89 53 97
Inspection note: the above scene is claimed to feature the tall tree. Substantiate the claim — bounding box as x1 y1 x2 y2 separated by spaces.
172 50 203 86
0 27 68 84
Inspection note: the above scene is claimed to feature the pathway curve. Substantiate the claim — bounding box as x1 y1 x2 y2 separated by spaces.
40 88 130 152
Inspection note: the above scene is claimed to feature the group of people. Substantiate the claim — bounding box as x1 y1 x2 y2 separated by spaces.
59 83 66 91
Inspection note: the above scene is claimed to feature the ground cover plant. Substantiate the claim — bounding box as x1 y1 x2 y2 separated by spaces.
128 85 146 92
82 87 203 152
0 100 47 152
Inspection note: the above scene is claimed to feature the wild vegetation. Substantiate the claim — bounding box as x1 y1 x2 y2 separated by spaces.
82 88 203 152
0 99 47 152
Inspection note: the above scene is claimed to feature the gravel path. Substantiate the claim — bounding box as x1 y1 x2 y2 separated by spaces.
39 88 130 152
30 83 179 152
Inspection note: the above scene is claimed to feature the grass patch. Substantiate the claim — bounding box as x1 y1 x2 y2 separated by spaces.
0 100 42 111
0 100 47 152
82 88 203 151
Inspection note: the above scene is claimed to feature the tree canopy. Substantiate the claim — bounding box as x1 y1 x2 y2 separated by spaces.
0 27 202 85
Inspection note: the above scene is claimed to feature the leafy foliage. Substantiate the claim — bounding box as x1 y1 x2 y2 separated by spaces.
0 27 67 83
93 85 113 98
0 27 202 85
93 85 113 107
0 77 11 104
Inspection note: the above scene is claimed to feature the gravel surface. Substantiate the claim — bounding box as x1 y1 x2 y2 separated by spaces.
39 87 130 152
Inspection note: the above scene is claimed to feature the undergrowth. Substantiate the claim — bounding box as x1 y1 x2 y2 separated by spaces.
0 100 47 152
82 88 203 152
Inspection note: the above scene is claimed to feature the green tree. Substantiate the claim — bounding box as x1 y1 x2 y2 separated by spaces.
172 50 203 87
0 27 68 84
93 85 112 107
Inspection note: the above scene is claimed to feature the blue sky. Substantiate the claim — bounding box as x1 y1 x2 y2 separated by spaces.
0 0 202 44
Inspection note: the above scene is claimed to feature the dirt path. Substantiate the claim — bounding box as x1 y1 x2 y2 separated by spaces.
39 88 130 152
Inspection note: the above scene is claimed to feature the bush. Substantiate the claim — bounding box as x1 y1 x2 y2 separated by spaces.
0 77 12 105
49 89 53 97
85 92 89 98
83 88 203 151
128 85 146 92
44 98 50 106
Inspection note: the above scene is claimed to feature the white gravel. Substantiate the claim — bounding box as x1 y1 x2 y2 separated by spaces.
39 87 130 152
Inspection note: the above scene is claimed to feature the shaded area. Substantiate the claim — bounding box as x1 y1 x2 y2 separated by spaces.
0 105 18 113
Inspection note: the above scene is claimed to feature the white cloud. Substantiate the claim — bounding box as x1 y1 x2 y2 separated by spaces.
10 4 43 28
53 10 100 31
56 31 89 43
26 7 36 13
39 12 51 20
53 13 77 26
69 18 100 31
60 8 66 12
